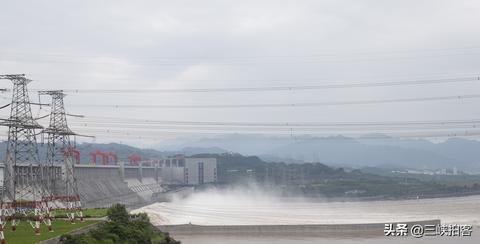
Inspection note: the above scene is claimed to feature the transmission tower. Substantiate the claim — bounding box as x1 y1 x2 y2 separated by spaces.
39 90 83 223
0 74 52 242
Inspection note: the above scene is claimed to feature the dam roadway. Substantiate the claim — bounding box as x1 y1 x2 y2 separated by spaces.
158 220 441 236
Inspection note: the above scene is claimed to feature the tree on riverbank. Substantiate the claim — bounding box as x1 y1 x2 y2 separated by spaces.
60 204 180 244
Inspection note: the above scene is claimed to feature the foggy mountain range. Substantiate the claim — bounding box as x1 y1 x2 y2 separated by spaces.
154 135 480 172
0 135 479 172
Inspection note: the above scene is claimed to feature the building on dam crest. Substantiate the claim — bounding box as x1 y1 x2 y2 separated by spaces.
159 155 217 185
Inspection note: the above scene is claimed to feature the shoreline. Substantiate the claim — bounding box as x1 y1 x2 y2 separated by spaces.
291 190 480 203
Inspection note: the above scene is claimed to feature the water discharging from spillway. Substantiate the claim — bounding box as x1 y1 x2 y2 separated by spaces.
133 185 480 226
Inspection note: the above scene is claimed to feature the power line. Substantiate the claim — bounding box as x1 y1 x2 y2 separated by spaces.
3 46 480 65
69 123 478 133
20 71 480 85
68 94 480 109
67 116 480 127
62 116 480 139
70 127 480 140
27 76 478 94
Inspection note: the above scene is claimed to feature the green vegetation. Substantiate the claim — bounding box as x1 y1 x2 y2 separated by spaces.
3 220 97 244
300 175 480 198
388 173 480 187
197 153 480 199
53 208 108 218
60 204 179 244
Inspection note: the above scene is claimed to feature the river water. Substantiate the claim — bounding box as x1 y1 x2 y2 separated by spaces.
133 188 480 243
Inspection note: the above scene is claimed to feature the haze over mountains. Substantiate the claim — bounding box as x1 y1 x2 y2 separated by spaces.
1 134 479 172
154 135 480 172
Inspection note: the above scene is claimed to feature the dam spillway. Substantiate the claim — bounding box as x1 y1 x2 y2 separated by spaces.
133 189 480 227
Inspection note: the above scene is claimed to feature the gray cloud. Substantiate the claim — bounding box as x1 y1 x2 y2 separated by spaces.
1 0 480 146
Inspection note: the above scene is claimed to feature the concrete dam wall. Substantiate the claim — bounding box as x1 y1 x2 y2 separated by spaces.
0 162 189 208
74 164 163 208
158 219 441 236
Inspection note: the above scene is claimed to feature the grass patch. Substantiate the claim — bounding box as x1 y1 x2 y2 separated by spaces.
3 220 98 244
60 204 180 244
150 234 166 243
52 208 108 218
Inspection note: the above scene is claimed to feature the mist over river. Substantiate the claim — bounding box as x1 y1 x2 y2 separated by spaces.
133 187 480 243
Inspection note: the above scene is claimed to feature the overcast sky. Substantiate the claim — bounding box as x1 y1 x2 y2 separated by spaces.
1 0 480 146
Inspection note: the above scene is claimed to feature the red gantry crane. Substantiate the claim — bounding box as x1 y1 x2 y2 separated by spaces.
128 154 141 166
107 151 118 165
89 149 108 165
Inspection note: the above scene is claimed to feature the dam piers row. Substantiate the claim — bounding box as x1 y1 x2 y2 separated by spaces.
0 155 218 208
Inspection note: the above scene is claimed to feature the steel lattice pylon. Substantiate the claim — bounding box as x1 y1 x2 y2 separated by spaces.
39 90 83 223
0 74 53 243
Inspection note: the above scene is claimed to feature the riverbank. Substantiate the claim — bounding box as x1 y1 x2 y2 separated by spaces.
59 204 180 244
2 220 99 244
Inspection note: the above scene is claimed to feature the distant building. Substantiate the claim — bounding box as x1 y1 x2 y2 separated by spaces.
184 157 217 185
397 167 464 176
159 155 217 185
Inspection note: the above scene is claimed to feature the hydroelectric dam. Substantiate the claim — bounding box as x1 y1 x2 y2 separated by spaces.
0 162 179 208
